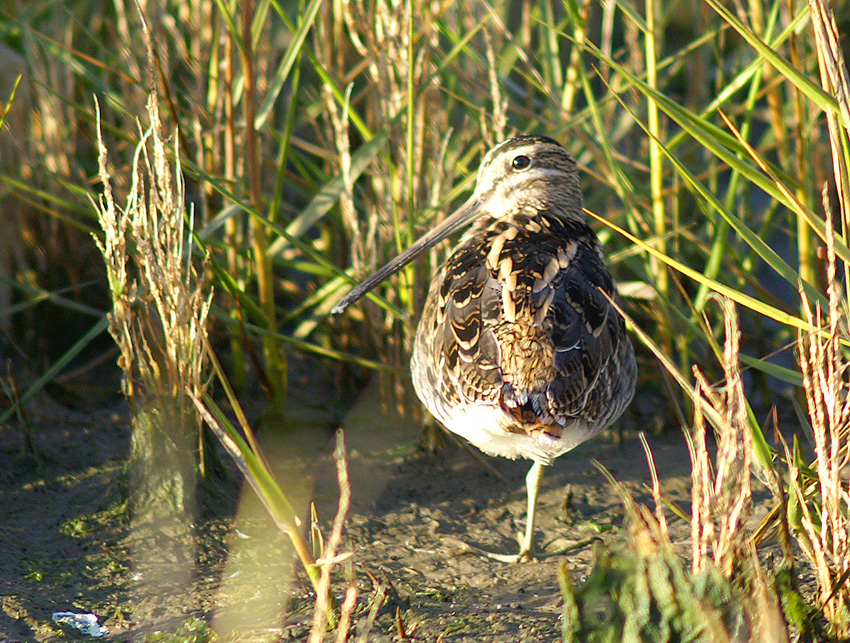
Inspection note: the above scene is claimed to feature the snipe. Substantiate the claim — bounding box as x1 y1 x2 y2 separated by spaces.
332 135 636 562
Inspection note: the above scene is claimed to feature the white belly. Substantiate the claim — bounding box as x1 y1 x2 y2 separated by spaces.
410 301 604 466
440 403 594 465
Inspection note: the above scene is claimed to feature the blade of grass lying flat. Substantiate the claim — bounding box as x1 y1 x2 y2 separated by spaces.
206 284 403 372
0 315 110 425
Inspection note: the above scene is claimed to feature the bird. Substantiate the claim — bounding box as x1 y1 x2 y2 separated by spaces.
332 135 636 562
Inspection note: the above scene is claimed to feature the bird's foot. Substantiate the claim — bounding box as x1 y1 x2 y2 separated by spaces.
482 547 535 564
474 533 539 563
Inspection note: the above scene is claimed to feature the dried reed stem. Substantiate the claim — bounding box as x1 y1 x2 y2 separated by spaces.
241 0 287 406
793 1 850 634
93 77 211 606
796 188 850 636
309 429 353 639
320 0 450 415
93 89 212 500
688 296 752 577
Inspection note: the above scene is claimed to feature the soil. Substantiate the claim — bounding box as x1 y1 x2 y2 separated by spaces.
0 376 798 642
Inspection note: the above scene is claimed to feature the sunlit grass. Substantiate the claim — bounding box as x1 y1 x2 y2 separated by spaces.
2 0 850 639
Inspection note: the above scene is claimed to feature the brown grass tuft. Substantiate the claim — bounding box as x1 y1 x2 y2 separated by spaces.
93 83 211 515
688 295 753 578
794 189 850 638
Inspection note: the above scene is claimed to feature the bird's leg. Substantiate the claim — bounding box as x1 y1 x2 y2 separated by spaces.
518 460 545 558
484 461 545 563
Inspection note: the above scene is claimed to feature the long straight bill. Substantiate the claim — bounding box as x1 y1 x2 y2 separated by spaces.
331 196 481 314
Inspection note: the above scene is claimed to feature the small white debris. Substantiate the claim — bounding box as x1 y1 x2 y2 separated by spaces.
52 612 107 637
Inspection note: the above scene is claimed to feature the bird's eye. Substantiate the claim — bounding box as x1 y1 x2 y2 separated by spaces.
511 155 531 171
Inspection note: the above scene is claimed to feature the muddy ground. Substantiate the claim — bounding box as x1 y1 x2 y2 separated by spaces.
0 375 798 642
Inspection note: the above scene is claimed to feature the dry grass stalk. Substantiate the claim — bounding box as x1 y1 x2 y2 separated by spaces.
318 0 453 415
325 83 362 277
809 0 850 203
639 432 668 541
92 86 211 608
568 464 786 643
791 2 850 635
687 295 752 578
335 585 358 643
97 90 210 411
795 189 850 636
309 429 355 641
93 90 211 510
483 30 507 143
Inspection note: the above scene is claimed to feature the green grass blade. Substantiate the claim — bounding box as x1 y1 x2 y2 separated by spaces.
268 131 387 254
704 0 843 125
0 73 22 131
583 41 846 299
255 0 322 129
590 209 808 333
0 315 110 425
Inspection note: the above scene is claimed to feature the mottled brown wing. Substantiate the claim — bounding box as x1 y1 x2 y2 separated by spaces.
419 242 503 410
415 212 634 433
541 222 630 428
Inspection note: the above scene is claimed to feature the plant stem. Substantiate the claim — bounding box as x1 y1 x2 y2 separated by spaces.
241 0 286 406
645 0 671 355
224 2 247 392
